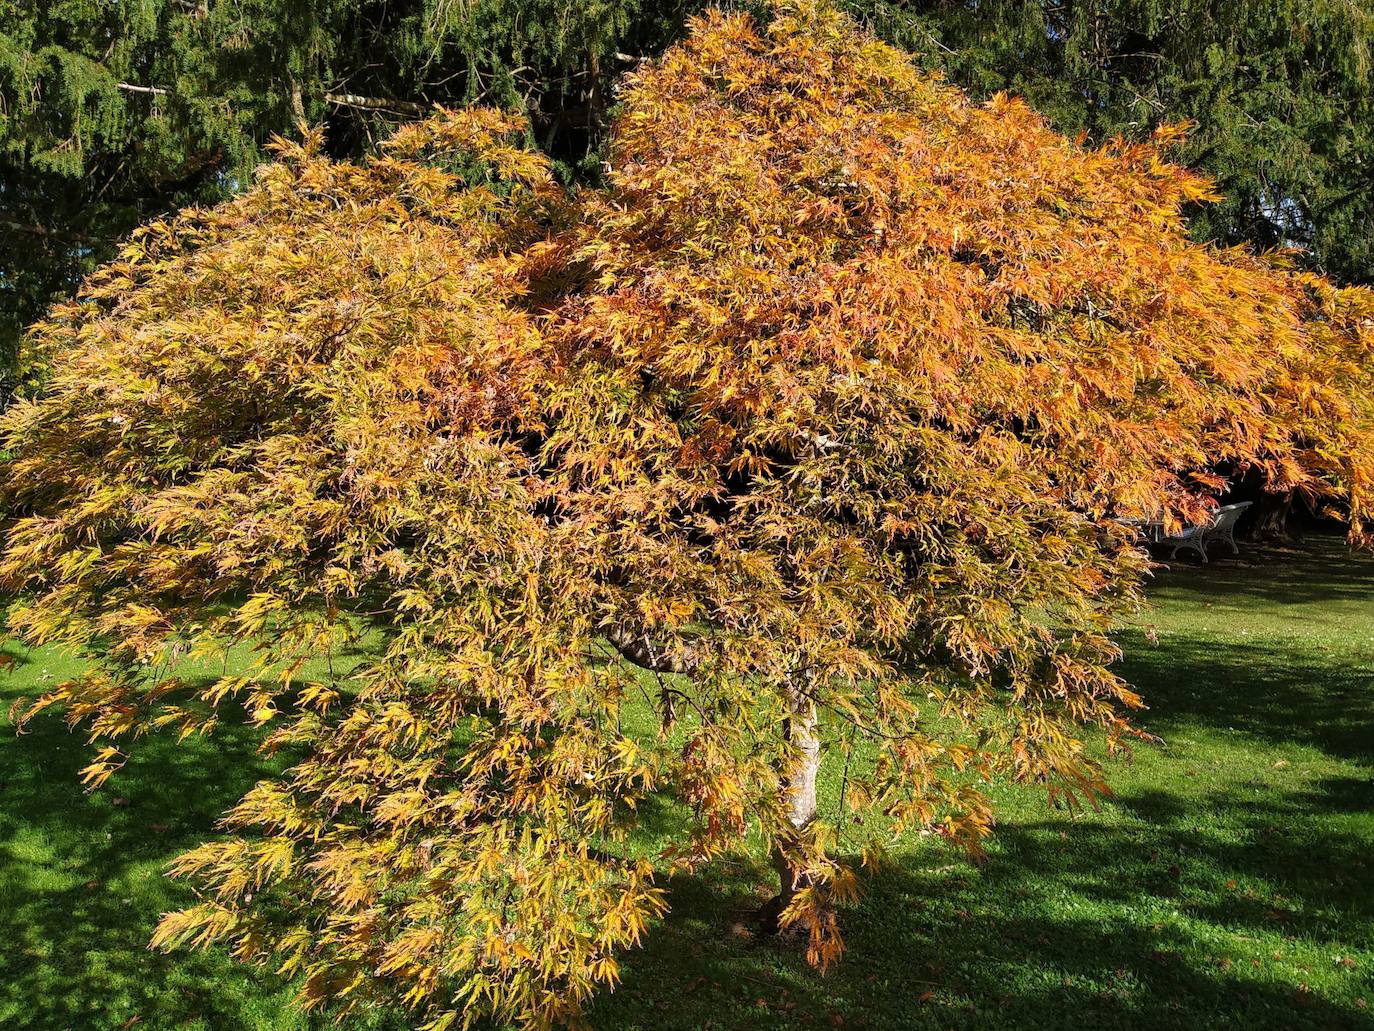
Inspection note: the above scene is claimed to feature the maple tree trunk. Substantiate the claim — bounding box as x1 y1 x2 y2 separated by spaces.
762 680 821 933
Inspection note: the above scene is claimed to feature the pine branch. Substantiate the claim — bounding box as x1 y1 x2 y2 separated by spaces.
0 219 105 245
322 92 432 117
117 82 432 119
117 82 169 97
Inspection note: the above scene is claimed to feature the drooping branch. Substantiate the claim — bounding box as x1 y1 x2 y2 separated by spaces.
605 627 701 675
0 219 106 245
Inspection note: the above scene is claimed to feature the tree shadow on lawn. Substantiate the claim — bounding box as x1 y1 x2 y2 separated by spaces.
3 534 1370 1030
1143 533 1374 608
592 776 1374 1031
593 541 1374 1031
0 675 305 1030
1115 633 1374 763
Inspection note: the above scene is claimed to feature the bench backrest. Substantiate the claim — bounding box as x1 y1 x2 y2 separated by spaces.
1210 501 1252 533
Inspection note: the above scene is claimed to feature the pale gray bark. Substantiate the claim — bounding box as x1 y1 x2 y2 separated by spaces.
117 82 168 97
323 91 431 116
767 677 821 928
607 627 825 929
116 81 431 118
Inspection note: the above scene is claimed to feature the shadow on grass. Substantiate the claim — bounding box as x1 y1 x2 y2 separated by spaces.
0 675 301 1030
1115 634 1374 762
1143 534 1374 607
592 777 1374 1031
2 535 1371 1030
590 544 1374 1031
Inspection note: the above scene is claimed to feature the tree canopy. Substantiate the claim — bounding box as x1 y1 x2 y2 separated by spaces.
4 3 1373 1029
4 0 1370 387
849 0 1374 283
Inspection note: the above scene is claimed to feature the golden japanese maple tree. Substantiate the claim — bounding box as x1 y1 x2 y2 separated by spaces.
4 4 1372 1028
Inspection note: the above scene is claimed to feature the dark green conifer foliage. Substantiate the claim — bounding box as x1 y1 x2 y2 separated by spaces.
0 0 701 385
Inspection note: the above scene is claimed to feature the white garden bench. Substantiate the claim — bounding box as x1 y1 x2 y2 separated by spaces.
1158 501 1252 561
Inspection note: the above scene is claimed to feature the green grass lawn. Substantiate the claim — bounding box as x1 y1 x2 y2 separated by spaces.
3 537 1372 1030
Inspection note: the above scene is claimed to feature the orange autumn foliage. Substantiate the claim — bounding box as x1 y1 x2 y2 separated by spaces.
4 3 1373 1028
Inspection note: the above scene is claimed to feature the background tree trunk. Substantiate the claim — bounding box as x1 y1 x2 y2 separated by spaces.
1248 493 1299 544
